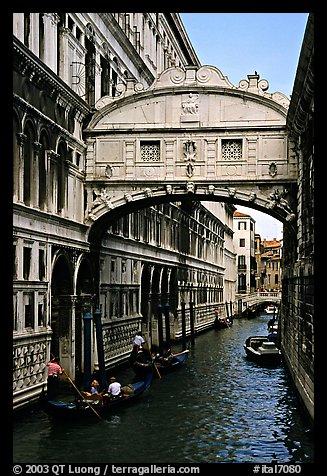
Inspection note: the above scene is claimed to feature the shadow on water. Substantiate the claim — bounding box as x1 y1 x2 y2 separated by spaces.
13 315 314 464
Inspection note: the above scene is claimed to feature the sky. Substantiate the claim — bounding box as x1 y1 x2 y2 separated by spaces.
179 13 309 240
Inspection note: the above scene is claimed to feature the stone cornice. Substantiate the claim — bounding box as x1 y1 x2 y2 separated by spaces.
13 36 91 117
286 14 314 138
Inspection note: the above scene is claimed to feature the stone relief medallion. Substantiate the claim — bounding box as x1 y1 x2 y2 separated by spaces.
144 166 156 177
225 165 237 175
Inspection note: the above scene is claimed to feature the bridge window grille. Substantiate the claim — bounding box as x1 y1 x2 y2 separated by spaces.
221 139 242 160
140 141 160 161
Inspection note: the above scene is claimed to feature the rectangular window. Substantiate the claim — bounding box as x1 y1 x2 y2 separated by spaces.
13 244 17 279
39 249 46 281
238 221 247 230
38 297 46 327
24 292 34 329
240 238 245 247
221 139 242 160
13 294 18 331
140 141 160 161
23 247 32 280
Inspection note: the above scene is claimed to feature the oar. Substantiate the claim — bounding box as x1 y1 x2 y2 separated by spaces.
144 342 161 379
50 354 102 420
64 370 103 420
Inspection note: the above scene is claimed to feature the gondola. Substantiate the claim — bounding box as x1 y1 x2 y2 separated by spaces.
131 349 190 377
214 317 233 329
244 335 281 365
40 371 153 420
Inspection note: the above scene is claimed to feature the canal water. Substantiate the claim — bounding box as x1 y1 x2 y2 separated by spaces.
13 315 314 464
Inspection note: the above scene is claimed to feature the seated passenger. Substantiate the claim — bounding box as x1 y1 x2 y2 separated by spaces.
107 376 121 399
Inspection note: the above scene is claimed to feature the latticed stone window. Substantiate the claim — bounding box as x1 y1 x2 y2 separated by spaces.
221 139 242 160
140 141 160 161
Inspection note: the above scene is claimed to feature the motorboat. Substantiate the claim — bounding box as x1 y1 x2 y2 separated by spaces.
264 304 278 314
244 335 281 364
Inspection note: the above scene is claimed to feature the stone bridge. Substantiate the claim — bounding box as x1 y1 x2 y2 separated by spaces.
83 65 298 243
236 291 282 312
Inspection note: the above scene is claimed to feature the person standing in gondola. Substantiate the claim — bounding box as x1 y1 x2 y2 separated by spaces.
130 333 146 362
46 356 63 399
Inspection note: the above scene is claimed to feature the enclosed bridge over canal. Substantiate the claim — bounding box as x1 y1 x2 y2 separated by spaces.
83 55 313 421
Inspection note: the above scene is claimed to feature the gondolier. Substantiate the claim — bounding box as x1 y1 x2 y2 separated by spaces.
46 356 63 399
130 333 147 362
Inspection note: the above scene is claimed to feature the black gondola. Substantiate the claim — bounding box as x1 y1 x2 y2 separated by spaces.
40 371 153 420
214 317 233 329
131 349 190 377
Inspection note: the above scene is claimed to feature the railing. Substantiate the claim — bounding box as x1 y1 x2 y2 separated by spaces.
236 291 281 306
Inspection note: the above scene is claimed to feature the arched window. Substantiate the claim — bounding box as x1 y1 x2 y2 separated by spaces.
39 131 49 210
57 141 66 213
13 114 20 202
23 122 35 206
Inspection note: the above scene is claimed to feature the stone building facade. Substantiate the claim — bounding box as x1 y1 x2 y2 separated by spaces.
257 238 282 292
233 211 256 294
13 13 236 408
281 13 314 422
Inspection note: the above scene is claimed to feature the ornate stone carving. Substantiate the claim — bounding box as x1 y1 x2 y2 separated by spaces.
182 94 199 115
124 193 133 202
269 162 278 177
91 188 114 211
186 182 195 194
13 340 47 392
249 192 257 202
266 189 296 221
144 188 153 198
227 187 236 197
105 164 113 178
183 140 197 177
183 140 197 161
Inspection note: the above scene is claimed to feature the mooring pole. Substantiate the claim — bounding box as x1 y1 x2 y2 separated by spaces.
157 303 164 355
93 306 106 389
83 306 92 390
164 302 171 349
181 298 187 350
189 288 195 346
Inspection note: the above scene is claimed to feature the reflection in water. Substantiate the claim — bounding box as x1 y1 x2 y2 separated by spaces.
13 316 313 463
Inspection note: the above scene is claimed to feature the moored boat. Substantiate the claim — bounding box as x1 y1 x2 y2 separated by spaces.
244 335 281 364
264 304 278 314
40 371 153 420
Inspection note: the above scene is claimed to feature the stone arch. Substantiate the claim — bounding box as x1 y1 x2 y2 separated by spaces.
38 129 50 210
86 186 293 246
74 255 95 380
50 252 73 372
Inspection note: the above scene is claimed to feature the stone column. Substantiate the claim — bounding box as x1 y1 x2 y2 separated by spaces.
15 133 26 204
